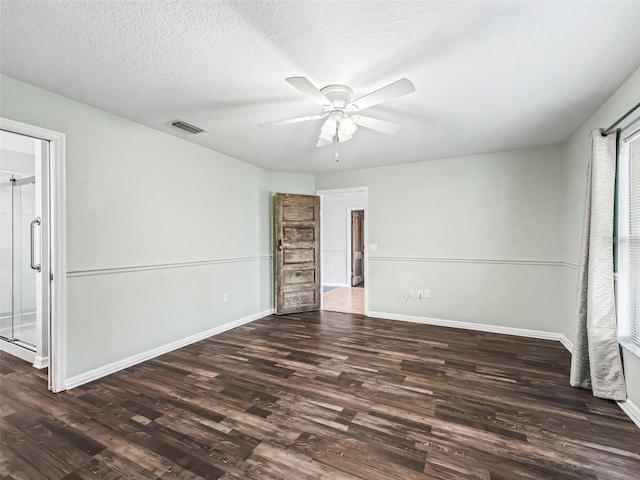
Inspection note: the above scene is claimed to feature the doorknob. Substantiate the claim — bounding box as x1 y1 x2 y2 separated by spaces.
30 217 41 272
278 239 283 251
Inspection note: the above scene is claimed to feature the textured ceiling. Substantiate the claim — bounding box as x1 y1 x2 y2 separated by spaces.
2 1 640 173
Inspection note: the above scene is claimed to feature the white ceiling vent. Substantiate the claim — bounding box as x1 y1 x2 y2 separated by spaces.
169 120 205 134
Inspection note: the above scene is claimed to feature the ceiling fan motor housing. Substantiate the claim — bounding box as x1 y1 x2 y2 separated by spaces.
320 85 354 110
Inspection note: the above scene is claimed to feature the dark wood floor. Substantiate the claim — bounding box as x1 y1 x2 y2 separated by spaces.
1 311 639 479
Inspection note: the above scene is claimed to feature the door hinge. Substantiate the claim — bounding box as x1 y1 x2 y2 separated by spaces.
50 273 54 281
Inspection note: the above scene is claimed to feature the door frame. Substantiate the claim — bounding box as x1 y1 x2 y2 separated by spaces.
346 207 365 287
316 187 368 315
273 193 321 314
1 117 67 393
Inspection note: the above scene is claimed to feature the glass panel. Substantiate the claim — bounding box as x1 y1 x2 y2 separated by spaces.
0 178 12 340
15 179 37 346
0 130 38 351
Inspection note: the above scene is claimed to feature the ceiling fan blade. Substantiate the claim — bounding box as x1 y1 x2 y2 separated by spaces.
351 115 402 135
259 113 326 127
286 77 332 108
349 78 415 112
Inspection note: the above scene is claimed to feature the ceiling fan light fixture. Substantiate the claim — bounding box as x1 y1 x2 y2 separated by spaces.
317 117 337 145
339 116 358 137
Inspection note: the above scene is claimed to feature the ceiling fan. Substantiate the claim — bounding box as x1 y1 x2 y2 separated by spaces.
260 77 415 148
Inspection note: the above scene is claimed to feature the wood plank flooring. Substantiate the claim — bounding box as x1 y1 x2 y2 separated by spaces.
1 311 639 479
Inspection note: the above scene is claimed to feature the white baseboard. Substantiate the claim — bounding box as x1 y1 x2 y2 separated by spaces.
618 399 640 429
0 339 36 364
558 334 573 353
33 355 49 369
65 309 274 390
367 310 570 345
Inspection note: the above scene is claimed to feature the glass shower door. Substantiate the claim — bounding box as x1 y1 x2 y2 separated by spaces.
0 175 37 349
14 176 37 347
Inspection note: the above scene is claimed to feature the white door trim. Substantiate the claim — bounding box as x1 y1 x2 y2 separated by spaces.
1 117 67 393
346 207 365 287
35 138 51 372
316 187 369 316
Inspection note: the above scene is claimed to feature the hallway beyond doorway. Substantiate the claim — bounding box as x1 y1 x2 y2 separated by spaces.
322 286 364 314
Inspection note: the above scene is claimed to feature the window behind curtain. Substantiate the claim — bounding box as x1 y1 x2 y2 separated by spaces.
618 129 640 356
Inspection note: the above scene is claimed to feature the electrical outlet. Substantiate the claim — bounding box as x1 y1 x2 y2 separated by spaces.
408 289 415 297
223 293 228 304
425 290 430 299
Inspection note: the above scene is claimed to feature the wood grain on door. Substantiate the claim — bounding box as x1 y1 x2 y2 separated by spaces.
274 193 321 314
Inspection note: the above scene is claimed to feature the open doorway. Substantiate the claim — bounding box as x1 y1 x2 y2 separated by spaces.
349 209 364 287
1 131 49 366
1 118 66 393
318 188 367 315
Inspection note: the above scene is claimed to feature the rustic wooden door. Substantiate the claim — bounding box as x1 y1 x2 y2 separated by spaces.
274 193 321 314
351 210 364 286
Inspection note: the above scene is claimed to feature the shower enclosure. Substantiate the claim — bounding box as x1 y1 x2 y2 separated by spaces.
0 129 50 369
1 122 60 388
0 173 38 349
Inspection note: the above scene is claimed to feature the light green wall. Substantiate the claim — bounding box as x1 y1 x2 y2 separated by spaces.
561 66 640 409
3 67 639 412
271 172 315 195
316 145 567 333
0 74 310 377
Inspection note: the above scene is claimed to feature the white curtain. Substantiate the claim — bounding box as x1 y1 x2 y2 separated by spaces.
569 129 626 401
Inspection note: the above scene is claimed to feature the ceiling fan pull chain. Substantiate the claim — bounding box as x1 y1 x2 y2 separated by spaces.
335 124 340 162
